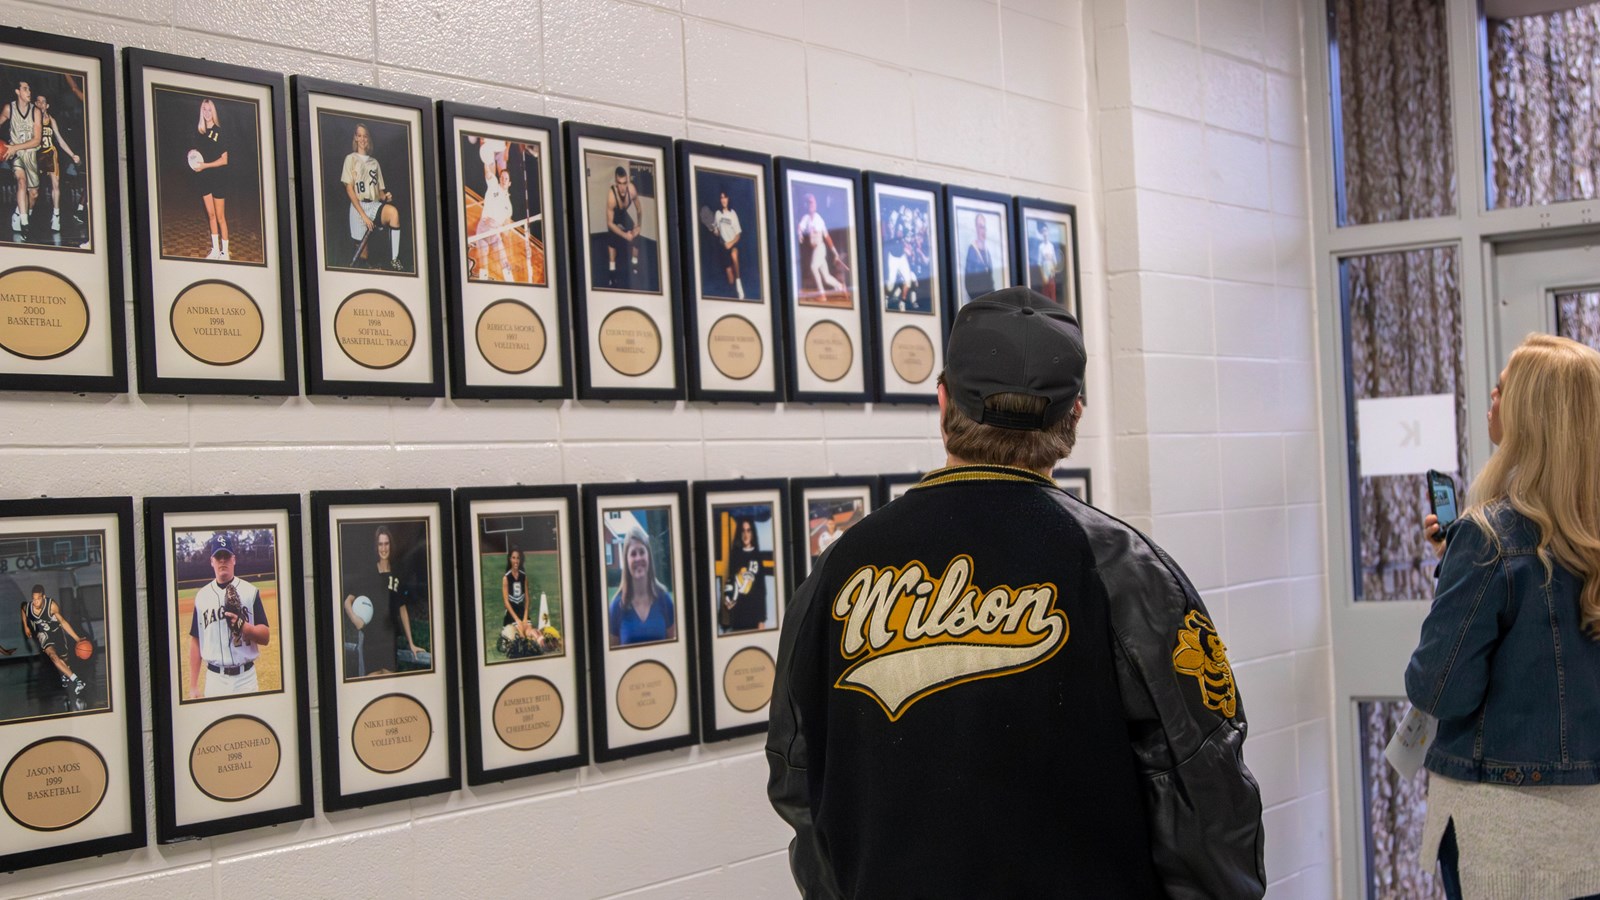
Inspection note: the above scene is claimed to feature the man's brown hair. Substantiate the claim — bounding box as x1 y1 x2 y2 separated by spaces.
939 373 1080 471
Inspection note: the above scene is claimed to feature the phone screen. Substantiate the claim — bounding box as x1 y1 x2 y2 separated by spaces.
1430 477 1458 528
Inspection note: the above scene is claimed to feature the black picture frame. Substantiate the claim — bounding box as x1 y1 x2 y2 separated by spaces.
440 102 571 401
691 478 788 742
1013 195 1082 325
581 481 698 762
0 27 127 394
1053 467 1092 504
676 141 784 403
453 484 588 785
292 77 445 398
787 475 883 583
143 493 311 843
0 496 144 872
943 184 1018 310
310 488 459 811
564 122 685 401
125 50 298 397
864 172 946 405
775 158 872 404
879 471 924 503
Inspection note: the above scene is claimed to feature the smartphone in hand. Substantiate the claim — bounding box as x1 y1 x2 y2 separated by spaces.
1427 469 1459 530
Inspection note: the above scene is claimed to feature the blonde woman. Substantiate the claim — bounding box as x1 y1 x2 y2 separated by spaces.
340 123 404 270
1407 333 1600 900
193 98 231 260
606 523 675 647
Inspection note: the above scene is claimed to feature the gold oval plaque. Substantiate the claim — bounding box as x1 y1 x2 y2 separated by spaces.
597 307 661 377
615 660 677 731
493 676 564 751
170 280 265 366
803 320 853 382
889 325 935 385
333 290 416 370
723 646 776 713
189 715 281 802
351 693 432 774
1 737 109 831
476 299 546 375
0 266 90 360
706 314 762 380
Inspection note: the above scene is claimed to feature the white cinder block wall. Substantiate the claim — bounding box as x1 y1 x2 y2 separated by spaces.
0 0 1337 897
1095 0 1335 897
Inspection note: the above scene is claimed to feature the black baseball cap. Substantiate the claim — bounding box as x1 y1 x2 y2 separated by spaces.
945 286 1085 430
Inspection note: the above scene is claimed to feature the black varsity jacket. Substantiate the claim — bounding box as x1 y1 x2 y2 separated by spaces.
766 465 1266 899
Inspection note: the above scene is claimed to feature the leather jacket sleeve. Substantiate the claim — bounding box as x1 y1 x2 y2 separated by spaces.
766 552 844 900
1091 517 1267 899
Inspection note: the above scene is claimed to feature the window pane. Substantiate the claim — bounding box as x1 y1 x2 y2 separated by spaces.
1342 247 1466 601
1486 4 1600 209
1556 289 1600 346
1332 0 1458 225
1360 700 1446 899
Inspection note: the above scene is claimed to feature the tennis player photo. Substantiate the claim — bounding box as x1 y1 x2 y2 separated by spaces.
582 150 662 294
0 529 110 725
0 58 92 250
475 510 565 665
692 167 762 303
786 173 855 310
316 110 416 276
170 527 282 703
150 86 264 265
460 130 545 287
336 518 433 681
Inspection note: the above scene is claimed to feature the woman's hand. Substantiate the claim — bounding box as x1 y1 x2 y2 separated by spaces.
1423 513 1445 557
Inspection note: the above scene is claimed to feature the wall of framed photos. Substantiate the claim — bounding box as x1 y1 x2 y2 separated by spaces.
0 1 1114 898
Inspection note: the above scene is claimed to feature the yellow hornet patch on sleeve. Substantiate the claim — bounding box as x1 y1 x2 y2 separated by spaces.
1172 610 1236 718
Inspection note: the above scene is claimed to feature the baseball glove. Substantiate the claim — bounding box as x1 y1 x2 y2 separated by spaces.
224 584 245 646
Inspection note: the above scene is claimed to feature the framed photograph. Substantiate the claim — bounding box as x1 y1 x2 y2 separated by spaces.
775 159 871 404
293 77 443 398
880 472 924 503
789 476 881 580
441 102 570 400
0 497 143 871
866 173 945 405
126 50 297 396
565 122 683 401
310 489 458 810
0 28 126 393
1014 196 1081 323
691 479 786 742
1053 467 1092 504
143 495 310 842
454 485 587 784
582 481 697 761
677 142 783 403
945 185 1016 308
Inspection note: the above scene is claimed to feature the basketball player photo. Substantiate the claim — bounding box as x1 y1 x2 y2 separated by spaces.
150 86 265 265
581 150 662 294
171 527 283 703
0 528 111 725
475 510 565 665
316 110 416 276
460 130 545 287
336 518 433 681
0 57 92 250
692 168 762 303
786 173 856 310
709 502 778 635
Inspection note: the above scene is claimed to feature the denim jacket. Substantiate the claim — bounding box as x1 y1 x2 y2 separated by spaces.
1405 501 1600 786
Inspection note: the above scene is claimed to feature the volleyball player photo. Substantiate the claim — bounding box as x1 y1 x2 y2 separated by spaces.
150 87 265 265
459 131 545 287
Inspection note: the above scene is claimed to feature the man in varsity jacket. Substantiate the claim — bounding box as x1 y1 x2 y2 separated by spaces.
766 286 1266 899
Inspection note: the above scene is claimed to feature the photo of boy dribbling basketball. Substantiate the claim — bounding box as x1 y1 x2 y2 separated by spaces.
18 584 90 697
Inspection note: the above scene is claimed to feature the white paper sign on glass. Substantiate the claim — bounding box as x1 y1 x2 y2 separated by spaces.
1356 394 1458 477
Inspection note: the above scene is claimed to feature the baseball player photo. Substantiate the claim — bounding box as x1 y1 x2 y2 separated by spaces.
1026 214 1069 308
787 177 854 310
0 58 92 249
711 503 778 635
338 519 433 680
150 85 266 265
316 109 415 276
875 192 937 315
476 510 565 665
806 496 864 567
175 529 282 702
0 530 111 725
693 168 762 303
583 150 662 295
460 131 546 287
